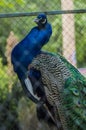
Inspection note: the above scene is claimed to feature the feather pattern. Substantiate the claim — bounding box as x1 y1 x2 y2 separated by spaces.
29 52 86 130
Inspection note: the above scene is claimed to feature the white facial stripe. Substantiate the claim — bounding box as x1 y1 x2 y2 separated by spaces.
41 19 46 24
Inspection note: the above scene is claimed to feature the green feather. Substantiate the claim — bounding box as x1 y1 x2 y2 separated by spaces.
30 52 86 130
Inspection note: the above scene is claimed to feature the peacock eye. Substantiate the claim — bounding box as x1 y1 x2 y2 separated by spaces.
77 100 81 106
75 100 81 107
72 88 79 96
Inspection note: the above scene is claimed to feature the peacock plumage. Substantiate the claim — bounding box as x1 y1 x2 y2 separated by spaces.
11 13 52 103
28 52 86 130
11 13 86 130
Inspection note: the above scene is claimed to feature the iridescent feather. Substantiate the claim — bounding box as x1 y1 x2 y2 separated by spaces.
29 52 86 130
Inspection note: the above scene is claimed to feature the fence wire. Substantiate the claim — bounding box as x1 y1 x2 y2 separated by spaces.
0 0 86 130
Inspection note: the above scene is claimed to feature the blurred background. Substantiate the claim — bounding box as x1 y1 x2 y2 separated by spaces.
0 0 86 130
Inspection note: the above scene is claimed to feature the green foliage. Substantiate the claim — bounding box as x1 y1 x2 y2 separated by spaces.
75 14 86 67
0 18 12 65
43 15 62 53
74 0 86 9
73 0 86 67
0 58 24 130
0 58 9 100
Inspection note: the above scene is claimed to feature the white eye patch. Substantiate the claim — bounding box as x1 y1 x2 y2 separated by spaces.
41 19 47 24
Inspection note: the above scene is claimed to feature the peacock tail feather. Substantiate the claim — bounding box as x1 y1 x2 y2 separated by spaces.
29 52 86 130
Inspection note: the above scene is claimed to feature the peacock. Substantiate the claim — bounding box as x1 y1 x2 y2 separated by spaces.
28 52 86 130
11 13 52 103
11 13 86 130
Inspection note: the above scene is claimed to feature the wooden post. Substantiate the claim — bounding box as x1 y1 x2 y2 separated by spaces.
61 0 77 66
6 31 18 74
5 31 18 91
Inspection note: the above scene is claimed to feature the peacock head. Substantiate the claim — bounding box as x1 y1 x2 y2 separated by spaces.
34 13 47 29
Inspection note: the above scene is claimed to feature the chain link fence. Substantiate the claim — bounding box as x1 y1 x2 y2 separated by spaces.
0 0 86 130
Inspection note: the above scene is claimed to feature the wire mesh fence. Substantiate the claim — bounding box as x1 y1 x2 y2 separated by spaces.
0 0 86 130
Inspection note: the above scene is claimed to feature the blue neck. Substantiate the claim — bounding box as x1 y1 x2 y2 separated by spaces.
11 23 52 79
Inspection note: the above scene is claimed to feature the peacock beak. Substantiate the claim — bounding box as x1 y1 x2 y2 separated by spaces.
34 18 39 23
